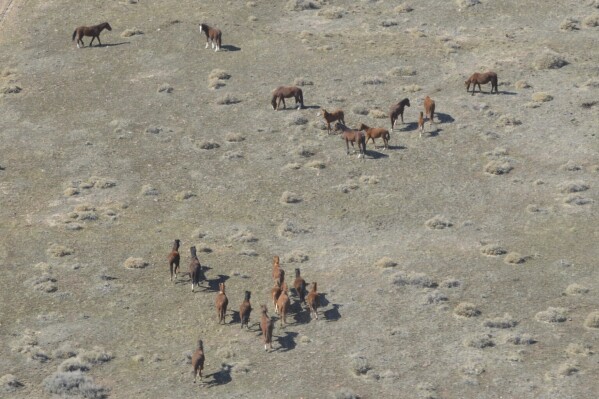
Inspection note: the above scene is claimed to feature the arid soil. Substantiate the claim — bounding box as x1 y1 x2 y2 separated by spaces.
1 1 599 398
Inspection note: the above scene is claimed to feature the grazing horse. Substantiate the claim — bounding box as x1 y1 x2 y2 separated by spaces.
168 239 181 282
191 340 205 383
465 71 498 95
293 268 307 305
215 282 228 324
306 282 320 320
260 305 275 351
271 86 304 110
276 283 291 327
359 123 390 150
189 246 204 292
72 22 112 48
335 123 366 158
321 109 345 134
389 98 410 130
239 291 252 329
199 23 222 51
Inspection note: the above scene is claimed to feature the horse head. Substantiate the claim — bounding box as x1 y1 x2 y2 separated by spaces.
105 22 112 31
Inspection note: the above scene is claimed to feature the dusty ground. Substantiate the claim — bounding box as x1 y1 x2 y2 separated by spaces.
1 0 599 398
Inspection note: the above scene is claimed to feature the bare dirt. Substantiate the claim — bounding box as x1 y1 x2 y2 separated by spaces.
1 1 598 398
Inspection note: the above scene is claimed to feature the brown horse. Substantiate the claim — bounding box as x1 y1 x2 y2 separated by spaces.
418 111 425 137
215 282 228 324
271 86 304 110
321 109 345 134
191 340 205 383
168 239 181 282
72 22 112 48
335 123 366 158
260 305 275 351
199 23 222 52
389 98 410 130
465 71 498 95
359 123 390 150
239 291 252 329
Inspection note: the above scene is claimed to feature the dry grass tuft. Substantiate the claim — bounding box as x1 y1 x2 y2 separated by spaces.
395 3 413 13
0 374 23 392
123 257 148 269
425 215 452 229
559 180 589 193
496 114 522 126
280 191 302 204
456 0 480 7
225 132 245 142
441 278 461 288
532 92 553 102
535 307 568 323
208 78 226 90
557 362 580 377
560 17 580 31
483 314 518 329
375 257 397 268
393 271 437 288
278 219 309 237
88 176 116 189
199 141 220 150
318 6 345 19
349 354 371 375
334 388 360 399
505 333 536 345
140 185 159 196
78 347 113 365
584 311 599 329
563 194 593 205
533 52 568 70
47 244 74 257
305 160 326 169
480 244 507 256
565 283 589 295
282 249 309 263
209 69 231 80
157 84 173 93
403 84 422 92
463 334 494 349
288 114 309 125
422 290 448 305
216 94 241 105
514 80 531 89
26 274 58 293
229 230 258 243
286 0 320 11
561 160 582 171
361 76 385 85
175 191 196 201
121 28 144 37
504 252 525 264
359 175 379 185
582 13 599 27
485 159 513 175
387 66 417 77
43 371 107 398
368 109 387 119
293 77 313 86
58 358 91 373
454 302 480 318
1 84 22 94
565 343 593 356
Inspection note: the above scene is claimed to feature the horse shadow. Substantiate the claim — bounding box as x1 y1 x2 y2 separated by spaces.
302 105 321 110
221 44 241 52
207 274 230 292
365 150 389 160
275 331 298 352
320 293 331 308
230 310 241 324
435 113 455 124
203 366 232 387
398 122 419 132
324 304 342 322
387 144 406 151
499 91 518 96
423 127 443 138
292 305 311 324
95 42 130 48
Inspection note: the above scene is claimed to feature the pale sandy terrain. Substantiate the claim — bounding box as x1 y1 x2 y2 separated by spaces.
1 1 598 398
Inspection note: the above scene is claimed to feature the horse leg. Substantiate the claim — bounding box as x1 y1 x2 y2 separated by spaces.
97 36 102 47
281 97 286 109
346 139 350 155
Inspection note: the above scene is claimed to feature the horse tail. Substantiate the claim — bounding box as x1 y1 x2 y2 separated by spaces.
217 32 222 48
72 29 77 41
299 88 304 108
384 131 390 141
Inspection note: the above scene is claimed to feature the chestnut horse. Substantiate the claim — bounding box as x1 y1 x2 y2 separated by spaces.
199 23 222 52
72 22 112 48
335 123 366 158
271 86 304 110
359 123 390 150
389 98 410 130
321 109 345 134
465 71 498 95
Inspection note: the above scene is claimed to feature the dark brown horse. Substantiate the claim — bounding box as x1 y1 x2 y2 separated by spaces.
191 340 205 383
72 22 112 48
168 239 181 282
465 71 498 95
389 98 410 130
335 123 366 158
271 86 304 110
199 23 222 52
189 246 204 292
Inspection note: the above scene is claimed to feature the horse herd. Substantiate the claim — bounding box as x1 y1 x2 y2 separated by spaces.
72 21 500 159
71 19 501 384
168 239 321 382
